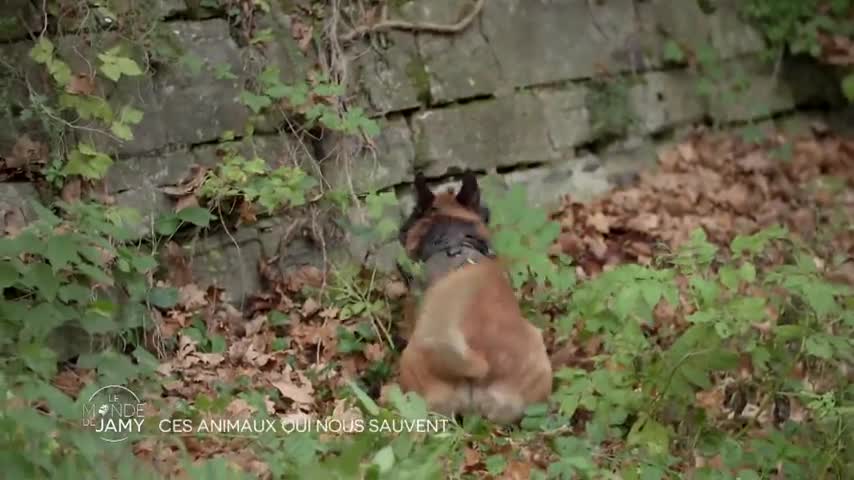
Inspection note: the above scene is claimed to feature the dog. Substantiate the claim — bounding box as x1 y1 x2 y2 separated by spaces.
396 172 553 424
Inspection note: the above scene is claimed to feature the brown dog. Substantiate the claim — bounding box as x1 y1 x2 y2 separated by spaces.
396 172 553 424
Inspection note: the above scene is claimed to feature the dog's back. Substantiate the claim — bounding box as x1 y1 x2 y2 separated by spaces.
397 173 552 424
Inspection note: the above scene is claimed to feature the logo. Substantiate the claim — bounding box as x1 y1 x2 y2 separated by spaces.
82 385 146 442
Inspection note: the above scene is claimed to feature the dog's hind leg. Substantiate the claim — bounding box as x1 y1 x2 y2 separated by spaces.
399 345 473 417
421 334 489 380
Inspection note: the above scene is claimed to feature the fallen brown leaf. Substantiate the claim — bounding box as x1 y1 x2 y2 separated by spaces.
179 284 208 310
66 73 96 95
500 460 534 480
586 212 613 234
271 379 314 404
7 135 48 170
1 206 27 237
161 164 208 197
174 194 199 212
383 280 408 300
301 298 321 318
61 178 82 204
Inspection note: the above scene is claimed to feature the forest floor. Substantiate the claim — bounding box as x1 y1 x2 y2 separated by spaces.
55 125 854 479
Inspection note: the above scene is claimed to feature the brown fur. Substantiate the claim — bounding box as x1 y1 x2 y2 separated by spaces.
397 175 553 424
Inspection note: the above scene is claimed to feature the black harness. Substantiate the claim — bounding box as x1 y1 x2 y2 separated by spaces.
399 217 496 289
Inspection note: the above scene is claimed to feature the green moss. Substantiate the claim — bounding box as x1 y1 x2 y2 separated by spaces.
0 17 18 37
388 0 414 14
406 56 432 106
586 77 638 141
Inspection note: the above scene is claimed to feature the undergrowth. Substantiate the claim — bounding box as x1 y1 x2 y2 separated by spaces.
742 0 854 101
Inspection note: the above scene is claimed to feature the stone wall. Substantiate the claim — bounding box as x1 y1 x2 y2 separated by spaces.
1 0 849 303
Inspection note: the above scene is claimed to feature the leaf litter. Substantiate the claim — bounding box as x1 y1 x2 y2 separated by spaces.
46 127 854 477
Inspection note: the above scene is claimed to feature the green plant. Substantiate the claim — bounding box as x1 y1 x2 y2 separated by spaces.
320 263 395 349
480 178 571 291
28 37 146 183
240 65 380 138
0 200 168 476
545 224 853 478
742 0 852 58
742 0 854 102
196 140 318 216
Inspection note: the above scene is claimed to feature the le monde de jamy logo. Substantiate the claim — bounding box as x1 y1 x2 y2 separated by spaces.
82 385 146 442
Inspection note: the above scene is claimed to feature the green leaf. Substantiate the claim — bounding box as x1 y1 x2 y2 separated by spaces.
20 302 70 341
639 281 663 309
29 37 55 64
98 53 143 82
680 363 712 389
119 105 144 124
842 73 854 103
239 91 272 113
176 207 214 227
0 261 19 289
33 381 76 419
775 324 806 341
613 286 641 320
805 335 833 359
63 146 113 180
19 343 58 378
99 62 122 82
485 455 507 475
269 310 290 326
662 39 686 63
155 214 181 236
739 262 757 284
690 277 719 307
735 470 761 480
31 201 62 226
179 53 205 75
130 344 158 367
524 402 549 418
348 380 380 416
45 234 80 272
48 60 72 86
210 334 227 353
148 286 179 309
79 309 115 334
214 63 238 80
627 416 671 456
23 263 60 301
719 265 740 290
116 57 143 76
89 298 117 317
110 122 134 141
388 386 429 420
802 283 838 319
130 255 158 272
59 282 91 304
93 351 139 385
371 445 395 474
77 263 114 286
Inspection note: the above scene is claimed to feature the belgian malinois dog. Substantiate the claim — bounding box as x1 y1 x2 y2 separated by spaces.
396 172 553 424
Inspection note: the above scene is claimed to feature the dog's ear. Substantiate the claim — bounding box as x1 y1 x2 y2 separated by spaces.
414 172 434 210
455 171 481 210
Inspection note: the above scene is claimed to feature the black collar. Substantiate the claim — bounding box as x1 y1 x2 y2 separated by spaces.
407 217 496 288
421 243 492 285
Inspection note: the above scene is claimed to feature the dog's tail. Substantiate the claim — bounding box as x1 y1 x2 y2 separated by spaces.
413 263 492 380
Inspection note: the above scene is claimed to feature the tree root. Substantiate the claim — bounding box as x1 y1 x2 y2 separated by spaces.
341 0 486 43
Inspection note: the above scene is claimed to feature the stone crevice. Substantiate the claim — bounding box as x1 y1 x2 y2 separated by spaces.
474 12 507 92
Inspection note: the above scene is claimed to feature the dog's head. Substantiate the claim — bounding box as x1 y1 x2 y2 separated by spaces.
398 171 492 262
